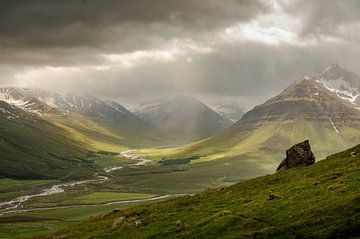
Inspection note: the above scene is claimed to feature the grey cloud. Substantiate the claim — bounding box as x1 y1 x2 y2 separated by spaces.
281 0 360 39
0 0 267 50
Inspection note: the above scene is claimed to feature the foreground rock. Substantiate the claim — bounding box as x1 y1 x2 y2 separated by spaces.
176 220 185 232
276 140 315 172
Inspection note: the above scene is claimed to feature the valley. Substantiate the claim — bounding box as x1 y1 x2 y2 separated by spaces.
1 64 360 238
1 1 360 238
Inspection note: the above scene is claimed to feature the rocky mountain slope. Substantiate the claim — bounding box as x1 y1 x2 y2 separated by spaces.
316 63 360 107
134 95 232 142
45 143 360 239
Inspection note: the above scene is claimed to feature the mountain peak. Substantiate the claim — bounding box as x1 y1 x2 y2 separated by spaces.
320 63 349 77
316 64 360 105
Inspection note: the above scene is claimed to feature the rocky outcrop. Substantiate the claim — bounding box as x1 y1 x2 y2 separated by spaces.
276 140 315 172
176 220 185 232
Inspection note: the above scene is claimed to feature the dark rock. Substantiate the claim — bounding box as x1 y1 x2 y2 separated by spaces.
176 220 185 232
268 194 275 201
313 181 320 186
276 140 315 172
112 209 120 213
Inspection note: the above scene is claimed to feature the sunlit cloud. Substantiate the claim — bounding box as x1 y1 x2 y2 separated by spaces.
219 0 343 47
102 39 213 68
13 38 214 87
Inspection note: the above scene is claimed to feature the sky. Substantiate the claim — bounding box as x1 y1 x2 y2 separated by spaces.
1 0 360 109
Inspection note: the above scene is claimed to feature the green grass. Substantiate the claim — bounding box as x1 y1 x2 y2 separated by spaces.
0 110 99 180
75 192 156 204
0 179 56 201
0 201 160 239
43 143 360 239
137 119 360 169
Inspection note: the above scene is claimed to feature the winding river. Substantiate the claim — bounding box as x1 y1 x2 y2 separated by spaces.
0 149 152 214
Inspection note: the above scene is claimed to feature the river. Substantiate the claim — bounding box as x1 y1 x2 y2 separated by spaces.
0 149 152 214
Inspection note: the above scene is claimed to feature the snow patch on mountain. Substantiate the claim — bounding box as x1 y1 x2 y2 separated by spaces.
316 64 360 107
0 88 29 108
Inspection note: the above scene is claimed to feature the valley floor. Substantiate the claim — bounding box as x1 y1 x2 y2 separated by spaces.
0 148 273 238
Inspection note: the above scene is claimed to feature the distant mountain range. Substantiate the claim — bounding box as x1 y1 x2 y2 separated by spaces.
134 95 232 143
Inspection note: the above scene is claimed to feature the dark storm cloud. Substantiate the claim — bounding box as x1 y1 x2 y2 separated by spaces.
0 0 267 50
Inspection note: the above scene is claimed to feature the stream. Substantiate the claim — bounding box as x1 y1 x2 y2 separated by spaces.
0 149 152 214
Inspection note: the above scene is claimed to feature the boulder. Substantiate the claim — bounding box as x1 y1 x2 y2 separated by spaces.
268 194 275 201
175 220 185 232
276 140 315 172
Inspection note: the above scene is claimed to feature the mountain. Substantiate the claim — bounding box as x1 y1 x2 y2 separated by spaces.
0 100 97 179
0 87 58 115
134 95 232 142
0 87 173 179
1 87 173 149
154 65 360 172
212 100 245 122
45 143 360 239
15 88 138 120
315 63 360 108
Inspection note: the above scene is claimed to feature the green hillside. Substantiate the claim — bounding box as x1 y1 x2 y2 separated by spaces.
0 102 98 180
44 143 360 239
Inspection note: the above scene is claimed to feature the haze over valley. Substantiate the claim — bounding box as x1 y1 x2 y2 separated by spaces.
0 1 360 238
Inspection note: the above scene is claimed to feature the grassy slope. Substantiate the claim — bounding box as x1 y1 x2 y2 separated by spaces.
0 202 149 239
0 115 98 180
46 144 360 239
137 118 360 169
